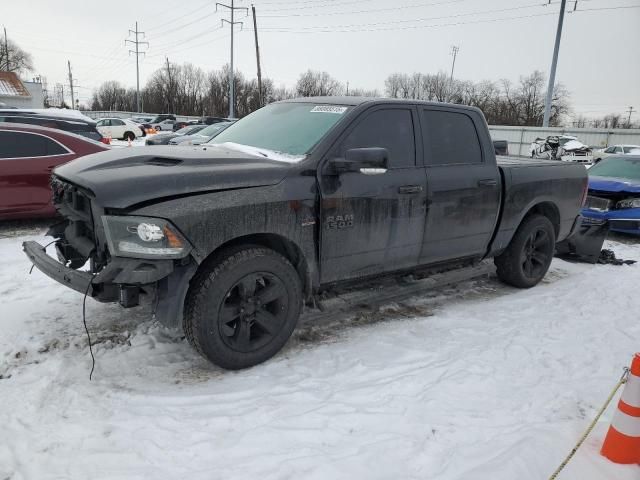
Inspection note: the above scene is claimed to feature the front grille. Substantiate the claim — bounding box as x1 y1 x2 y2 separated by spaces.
584 195 611 212
51 177 97 262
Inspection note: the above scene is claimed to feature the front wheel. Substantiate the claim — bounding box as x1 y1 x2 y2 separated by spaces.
183 247 302 369
495 214 556 288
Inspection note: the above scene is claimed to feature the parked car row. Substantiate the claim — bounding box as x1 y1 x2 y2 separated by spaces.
0 108 107 144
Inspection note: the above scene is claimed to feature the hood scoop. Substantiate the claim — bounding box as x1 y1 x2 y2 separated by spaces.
145 157 183 166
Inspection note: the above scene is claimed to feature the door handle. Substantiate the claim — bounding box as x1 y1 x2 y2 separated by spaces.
398 185 423 194
477 179 498 187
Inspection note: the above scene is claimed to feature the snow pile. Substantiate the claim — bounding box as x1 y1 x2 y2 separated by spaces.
24 108 96 123
0 231 639 480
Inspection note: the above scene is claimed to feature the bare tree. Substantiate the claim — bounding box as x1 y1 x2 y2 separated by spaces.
384 69 570 126
295 70 344 97
0 37 33 76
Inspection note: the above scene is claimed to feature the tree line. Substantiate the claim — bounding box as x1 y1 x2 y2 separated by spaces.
90 63 574 126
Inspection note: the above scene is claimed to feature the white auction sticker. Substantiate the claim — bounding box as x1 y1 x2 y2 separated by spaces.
310 106 347 114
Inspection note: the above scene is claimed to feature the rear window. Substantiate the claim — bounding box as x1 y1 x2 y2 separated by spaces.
421 110 482 165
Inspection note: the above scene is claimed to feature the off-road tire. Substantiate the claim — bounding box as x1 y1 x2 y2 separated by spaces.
495 214 556 288
183 247 302 369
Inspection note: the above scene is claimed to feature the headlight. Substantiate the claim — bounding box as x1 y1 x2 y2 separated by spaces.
102 215 191 259
616 198 640 209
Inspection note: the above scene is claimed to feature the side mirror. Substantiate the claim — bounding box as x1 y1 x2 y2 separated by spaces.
329 147 389 175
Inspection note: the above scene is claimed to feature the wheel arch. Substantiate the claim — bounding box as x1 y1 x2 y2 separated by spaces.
197 233 313 299
522 201 561 238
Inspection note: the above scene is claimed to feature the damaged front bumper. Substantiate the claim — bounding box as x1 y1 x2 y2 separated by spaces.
23 240 196 328
580 207 640 236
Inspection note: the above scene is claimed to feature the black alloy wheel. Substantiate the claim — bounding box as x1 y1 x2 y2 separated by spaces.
218 272 289 353
495 214 556 288
183 246 302 369
521 228 551 281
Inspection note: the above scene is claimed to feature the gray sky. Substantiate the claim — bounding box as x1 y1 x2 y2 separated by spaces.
4 0 640 119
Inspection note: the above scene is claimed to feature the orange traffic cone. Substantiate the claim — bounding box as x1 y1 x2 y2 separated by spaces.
601 353 640 464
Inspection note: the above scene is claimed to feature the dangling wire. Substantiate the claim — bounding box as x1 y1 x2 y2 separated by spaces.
28 239 58 274
82 276 96 381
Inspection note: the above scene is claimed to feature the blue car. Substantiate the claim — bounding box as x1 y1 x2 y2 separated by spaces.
582 155 640 235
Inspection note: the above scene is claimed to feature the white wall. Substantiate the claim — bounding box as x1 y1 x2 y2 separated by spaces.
488 125 640 156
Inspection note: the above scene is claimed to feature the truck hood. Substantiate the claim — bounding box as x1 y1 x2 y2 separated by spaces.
54 145 291 209
589 176 640 193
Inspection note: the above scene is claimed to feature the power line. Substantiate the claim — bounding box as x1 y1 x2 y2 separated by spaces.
254 10 562 33
146 0 212 32
125 21 149 113
259 0 470 17
261 3 556 30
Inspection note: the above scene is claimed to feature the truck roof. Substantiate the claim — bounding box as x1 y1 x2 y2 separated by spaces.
279 96 483 114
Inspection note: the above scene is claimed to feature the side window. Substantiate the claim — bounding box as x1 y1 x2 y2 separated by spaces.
421 110 482 165
614 146 622 153
112 119 125 126
45 138 68 155
0 131 49 158
339 108 415 168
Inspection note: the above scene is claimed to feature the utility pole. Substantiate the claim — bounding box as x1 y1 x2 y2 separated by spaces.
217 1 248 118
67 61 75 110
165 57 173 113
251 4 263 108
449 45 459 84
449 45 459 102
626 106 635 128
543 0 567 127
125 21 148 113
3 27 9 71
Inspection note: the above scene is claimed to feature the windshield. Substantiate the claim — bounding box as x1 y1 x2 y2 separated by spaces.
199 122 233 137
176 125 203 135
589 157 640 181
210 103 350 157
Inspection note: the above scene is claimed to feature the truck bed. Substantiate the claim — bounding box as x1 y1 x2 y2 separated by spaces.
490 156 587 255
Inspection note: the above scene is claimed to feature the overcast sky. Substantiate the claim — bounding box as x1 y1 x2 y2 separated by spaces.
3 0 639 119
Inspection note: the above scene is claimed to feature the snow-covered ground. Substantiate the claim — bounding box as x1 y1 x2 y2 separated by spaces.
110 137 147 148
1 228 639 480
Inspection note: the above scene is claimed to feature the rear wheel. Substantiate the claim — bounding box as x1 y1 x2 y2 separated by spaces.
183 247 302 369
123 131 135 141
495 214 556 288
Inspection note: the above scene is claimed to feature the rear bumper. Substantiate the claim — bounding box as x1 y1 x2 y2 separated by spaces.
556 215 609 263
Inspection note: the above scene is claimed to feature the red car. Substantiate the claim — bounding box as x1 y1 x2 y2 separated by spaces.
0 123 109 220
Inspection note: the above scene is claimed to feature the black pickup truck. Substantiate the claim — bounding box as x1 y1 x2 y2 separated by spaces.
24 98 588 369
